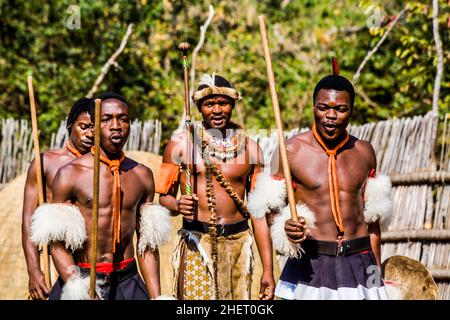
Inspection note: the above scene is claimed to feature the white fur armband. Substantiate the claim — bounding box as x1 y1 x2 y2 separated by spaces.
364 174 393 230
247 174 287 219
30 203 87 251
270 203 316 259
137 203 172 255
61 266 103 300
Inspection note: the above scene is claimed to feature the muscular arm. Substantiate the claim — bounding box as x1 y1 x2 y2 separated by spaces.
361 141 381 266
50 166 77 282
157 137 198 217
136 167 160 299
248 142 275 300
21 157 50 299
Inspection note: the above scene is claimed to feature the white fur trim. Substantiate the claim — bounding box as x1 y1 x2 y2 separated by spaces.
61 267 103 300
364 174 393 229
138 203 172 255
30 203 87 251
270 203 316 259
247 174 287 219
154 295 177 300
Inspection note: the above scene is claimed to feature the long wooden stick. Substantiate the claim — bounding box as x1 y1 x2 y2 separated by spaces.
179 42 193 196
89 98 101 299
258 16 298 221
27 75 51 289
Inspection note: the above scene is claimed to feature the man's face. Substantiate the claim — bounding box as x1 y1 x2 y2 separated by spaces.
69 112 94 154
313 89 352 141
199 95 233 130
100 99 130 154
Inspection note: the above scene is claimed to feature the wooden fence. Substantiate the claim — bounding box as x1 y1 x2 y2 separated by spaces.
0 119 33 186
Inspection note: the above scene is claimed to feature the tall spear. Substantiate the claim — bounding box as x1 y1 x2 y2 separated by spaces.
258 16 299 222
178 42 193 196
27 75 52 289
89 98 101 299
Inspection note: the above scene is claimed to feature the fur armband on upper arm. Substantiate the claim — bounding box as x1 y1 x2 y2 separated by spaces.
137 203 172 255
30 203 87 251
270 203 316 259
247 174 287 219
155 163 180 195
364 174 393 229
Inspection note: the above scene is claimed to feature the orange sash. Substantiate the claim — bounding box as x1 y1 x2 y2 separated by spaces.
90 148 126 253
312 125 349 235
155 163 180 195
66 141 83 158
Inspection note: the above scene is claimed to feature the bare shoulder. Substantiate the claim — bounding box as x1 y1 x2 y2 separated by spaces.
166 131 186 150
162 131 186 163
353 137 375 155
286 131 312 152
55 154 91 179
133 161 154 178
352 136 376 166
42 148 73 170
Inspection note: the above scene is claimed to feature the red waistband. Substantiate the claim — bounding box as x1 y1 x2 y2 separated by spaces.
76 258 135 274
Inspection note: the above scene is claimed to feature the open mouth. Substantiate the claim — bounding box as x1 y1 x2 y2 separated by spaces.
323 122 337 130
211 117 225 126
110 134 122 144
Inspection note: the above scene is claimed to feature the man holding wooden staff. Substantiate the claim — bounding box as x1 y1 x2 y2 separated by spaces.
249 60 393 300
22 97 95 300
158 74 275 300
29 92 171 299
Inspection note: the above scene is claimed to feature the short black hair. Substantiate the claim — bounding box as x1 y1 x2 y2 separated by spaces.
313 75 355 108
66 97 95 134
95 92 128 106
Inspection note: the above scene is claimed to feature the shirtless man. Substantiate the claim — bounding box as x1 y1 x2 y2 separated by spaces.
30 92 171 300
22 98 94 300
248 65 392 300
158 74 275 300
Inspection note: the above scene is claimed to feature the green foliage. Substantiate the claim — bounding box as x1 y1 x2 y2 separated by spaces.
0 0 448 150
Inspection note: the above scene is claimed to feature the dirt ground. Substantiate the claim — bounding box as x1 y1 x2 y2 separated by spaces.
0 151 279 300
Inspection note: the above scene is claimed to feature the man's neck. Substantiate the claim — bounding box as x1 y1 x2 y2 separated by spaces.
313 128 348 151
203 122 237 139
100 147 123 160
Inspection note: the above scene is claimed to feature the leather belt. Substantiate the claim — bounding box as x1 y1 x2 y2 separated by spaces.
182 218 249 237
302 236 372 257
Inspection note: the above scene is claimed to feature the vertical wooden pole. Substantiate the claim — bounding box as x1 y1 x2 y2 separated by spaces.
90 98 101 299
258 16 299 221
27 75 52 288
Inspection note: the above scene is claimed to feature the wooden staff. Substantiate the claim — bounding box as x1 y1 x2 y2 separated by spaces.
258 16 299 221
27 75 51 288
89 98 101 299
178 42 193 195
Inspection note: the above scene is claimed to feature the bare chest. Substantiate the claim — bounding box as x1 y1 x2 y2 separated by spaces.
290 148 371 193
75 168 145 211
